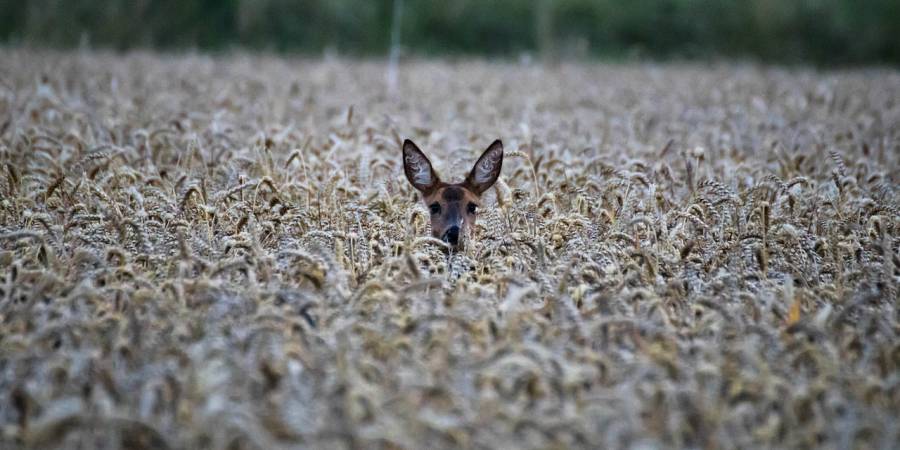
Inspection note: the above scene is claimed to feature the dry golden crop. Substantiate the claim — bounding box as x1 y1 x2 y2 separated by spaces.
0 49 898 449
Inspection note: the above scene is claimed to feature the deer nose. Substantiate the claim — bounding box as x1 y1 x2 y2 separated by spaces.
443 226 460 246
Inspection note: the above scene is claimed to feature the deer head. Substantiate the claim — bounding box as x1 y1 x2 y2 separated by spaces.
402 139 503 250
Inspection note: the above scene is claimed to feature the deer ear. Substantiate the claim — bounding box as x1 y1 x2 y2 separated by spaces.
465 139 503 195
402 139 439 193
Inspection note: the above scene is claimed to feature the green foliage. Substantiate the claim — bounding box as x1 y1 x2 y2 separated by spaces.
1 0 898 64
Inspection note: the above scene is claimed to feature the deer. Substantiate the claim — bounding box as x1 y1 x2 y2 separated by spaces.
402 139 503 250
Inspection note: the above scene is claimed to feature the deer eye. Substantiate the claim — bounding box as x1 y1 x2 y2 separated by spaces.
467 202 477 214
429 203 441 215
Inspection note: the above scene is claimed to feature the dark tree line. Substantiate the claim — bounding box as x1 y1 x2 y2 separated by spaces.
1 0 897 65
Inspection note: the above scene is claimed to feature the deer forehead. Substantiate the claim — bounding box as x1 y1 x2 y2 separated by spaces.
442 186 465 201
426 185 479 205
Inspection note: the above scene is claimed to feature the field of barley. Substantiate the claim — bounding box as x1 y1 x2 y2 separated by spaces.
0 49 898 449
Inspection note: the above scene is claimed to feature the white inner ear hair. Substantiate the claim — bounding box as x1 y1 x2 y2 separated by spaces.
406 153 432 185
474 151 500 184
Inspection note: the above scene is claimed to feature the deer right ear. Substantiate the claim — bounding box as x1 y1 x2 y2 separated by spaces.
464 139 503 195
402 139 439 193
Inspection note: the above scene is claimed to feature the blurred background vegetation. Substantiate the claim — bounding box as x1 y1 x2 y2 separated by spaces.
1 0 898 65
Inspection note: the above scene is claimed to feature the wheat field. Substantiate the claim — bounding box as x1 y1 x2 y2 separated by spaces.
0 49 898 449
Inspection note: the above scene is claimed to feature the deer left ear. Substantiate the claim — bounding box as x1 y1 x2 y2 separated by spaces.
403 139 440 193
465 139 503 195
